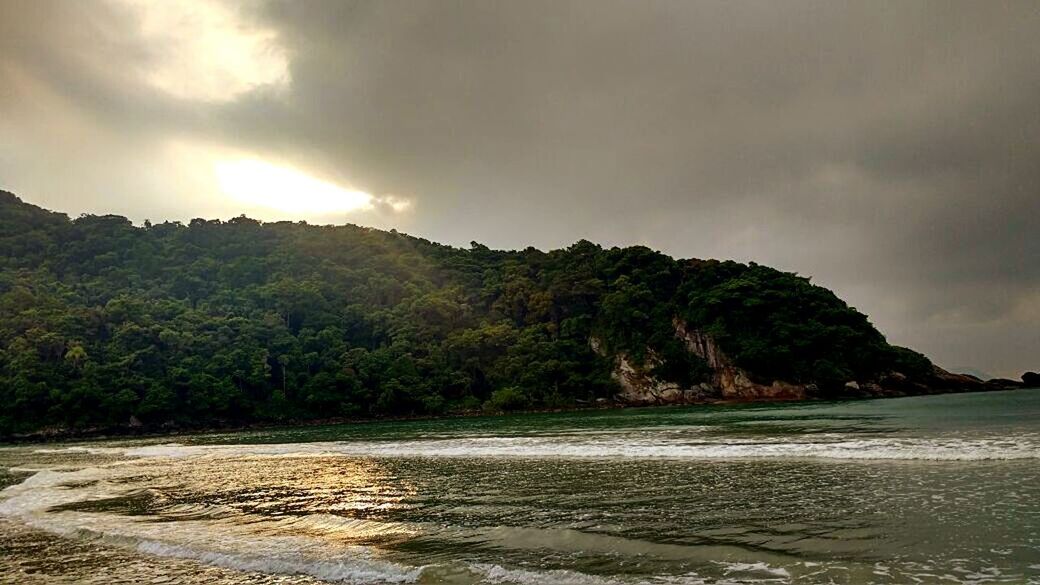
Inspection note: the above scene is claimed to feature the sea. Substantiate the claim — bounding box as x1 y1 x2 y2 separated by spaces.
2 389 1039 584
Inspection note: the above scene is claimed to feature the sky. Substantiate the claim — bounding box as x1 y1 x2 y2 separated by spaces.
0 0 1037 377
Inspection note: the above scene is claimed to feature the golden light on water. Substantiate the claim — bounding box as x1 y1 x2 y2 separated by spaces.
215 159 375 214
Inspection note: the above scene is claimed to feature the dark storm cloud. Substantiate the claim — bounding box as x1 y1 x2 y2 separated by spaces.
0 0 1037 375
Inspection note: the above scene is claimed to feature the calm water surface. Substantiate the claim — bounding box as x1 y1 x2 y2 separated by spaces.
2 390 1039 584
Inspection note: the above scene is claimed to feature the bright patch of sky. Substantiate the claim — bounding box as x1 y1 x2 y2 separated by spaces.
109 0 290 102
215 159 374 214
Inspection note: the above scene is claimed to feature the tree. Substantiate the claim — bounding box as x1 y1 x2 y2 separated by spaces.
0 191 935 435
64 344 88 368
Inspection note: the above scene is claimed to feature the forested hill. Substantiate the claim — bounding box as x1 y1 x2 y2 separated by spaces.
0 190 937 436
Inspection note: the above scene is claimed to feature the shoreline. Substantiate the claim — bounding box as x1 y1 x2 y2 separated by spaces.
3 384 1033 446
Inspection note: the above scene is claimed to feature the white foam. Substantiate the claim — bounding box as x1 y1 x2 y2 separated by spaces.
29 446 96 454
35 433 1040 462
473 563 625 585
716 561 792 579
136 540 423 584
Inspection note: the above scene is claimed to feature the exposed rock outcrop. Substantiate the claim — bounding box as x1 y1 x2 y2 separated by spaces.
611 352 715 404
596 319 1021 407
673 321 728 371
593 320 808 405
983 378 1024 390
590 338 715 405
673 318 807 401
927 366 988 391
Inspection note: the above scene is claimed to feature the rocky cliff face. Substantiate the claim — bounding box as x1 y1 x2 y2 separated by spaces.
609 352 715 404
673 319 808 401
593 319 809 405
596 318 1003 406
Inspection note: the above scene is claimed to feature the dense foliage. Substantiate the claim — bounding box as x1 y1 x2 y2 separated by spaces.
0 191 929 434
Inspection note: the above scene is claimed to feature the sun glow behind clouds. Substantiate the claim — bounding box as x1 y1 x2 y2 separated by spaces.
111 0 289 102
164 140 412 222
215 159 375 214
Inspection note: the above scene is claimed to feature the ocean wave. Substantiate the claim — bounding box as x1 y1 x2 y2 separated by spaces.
0 466 747 585
135 540 423 584
471 563 625 584
34 434 1040 461
3 463 1036 584
0 466 425 584
715 561 791 580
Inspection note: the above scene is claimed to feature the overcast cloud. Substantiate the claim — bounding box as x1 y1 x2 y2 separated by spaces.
0 0 1037 376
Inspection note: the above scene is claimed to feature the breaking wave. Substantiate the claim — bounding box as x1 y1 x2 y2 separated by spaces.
34 433 1040 461
0 466 423 584
0 466 792 584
